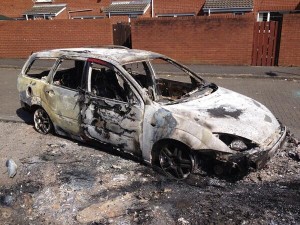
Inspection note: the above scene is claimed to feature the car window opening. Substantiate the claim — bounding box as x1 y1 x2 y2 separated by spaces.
90 63 131 103
25 58 57 80
53 59 85 90
123 62 153 89
152 58 204 102
124 58 206 103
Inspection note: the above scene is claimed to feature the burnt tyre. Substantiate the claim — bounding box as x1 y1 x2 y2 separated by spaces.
33 108 53 134
157 142 196 180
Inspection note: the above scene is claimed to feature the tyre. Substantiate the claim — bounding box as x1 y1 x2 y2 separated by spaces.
156 141 196 180
33 108 53 134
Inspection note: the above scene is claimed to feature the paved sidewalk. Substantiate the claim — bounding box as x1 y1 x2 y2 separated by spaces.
1 58 300 79
188 64 300 80
0 59 26 69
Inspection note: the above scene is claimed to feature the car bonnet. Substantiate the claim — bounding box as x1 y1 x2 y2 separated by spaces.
162 87 282 145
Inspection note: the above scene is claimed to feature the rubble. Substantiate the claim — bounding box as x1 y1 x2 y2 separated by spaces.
178 217 190 225
5 159 17 178
76 193 136 224
287 151 300 161
0 122 300 224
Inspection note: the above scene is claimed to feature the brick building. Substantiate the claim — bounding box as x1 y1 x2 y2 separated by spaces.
153 0 205 17
0 0 299 21
0 0 101 19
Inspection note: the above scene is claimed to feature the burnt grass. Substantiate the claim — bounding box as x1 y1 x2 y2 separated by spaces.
1 122 300 224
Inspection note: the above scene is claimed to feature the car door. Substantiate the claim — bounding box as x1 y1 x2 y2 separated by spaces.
81 59 144 155
43 58 86 135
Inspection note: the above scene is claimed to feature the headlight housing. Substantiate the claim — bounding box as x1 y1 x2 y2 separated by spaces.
214 133 258 152
230 139 248 151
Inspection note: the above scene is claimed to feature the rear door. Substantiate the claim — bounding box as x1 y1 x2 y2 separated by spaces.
44 58 86 135
81 59 144 154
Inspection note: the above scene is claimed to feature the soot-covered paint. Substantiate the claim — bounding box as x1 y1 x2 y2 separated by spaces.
17 47 287 180
207 106 243 119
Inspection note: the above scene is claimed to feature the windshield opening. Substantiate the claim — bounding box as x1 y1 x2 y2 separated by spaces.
150 58 206 102
123 57 210 103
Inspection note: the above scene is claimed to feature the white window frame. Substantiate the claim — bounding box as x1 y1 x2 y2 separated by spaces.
257 12 270 22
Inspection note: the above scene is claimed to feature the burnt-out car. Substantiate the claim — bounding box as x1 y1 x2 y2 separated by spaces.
17 47 286 180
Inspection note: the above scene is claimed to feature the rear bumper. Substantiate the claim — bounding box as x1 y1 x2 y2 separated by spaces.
228 126 287 170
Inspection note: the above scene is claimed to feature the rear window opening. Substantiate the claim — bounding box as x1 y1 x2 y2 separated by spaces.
52 59 85 90
25 58 57 79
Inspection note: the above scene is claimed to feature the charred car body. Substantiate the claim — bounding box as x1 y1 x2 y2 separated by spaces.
17 47 286 179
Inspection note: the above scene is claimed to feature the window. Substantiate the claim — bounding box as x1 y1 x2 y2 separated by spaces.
34 0 53 2
233 12 245 16
123 62 153 89
257 12 269 21
25 58 56 79
52 59 85 90
150 58 203 101
156 13 195 18
257 12 283 22
90 63 132 103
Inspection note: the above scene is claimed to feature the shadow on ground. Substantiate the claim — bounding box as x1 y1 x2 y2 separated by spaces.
16 108 33 124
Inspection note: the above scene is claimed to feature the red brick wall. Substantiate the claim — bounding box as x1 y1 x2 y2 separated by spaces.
0 0 32 18
60 0 105 17
208 12 255 17
279 14 300 66
154 0 205 15
55 10 69 19
132 16 255 65
0 19 113 58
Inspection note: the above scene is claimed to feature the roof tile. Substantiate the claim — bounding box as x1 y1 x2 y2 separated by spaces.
103 1 150 14
23 4 66 15
204 0 253 9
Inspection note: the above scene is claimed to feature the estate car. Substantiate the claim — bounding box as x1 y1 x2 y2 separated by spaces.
17 47 286 179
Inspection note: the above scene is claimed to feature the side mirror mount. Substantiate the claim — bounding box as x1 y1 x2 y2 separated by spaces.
144 87 155 101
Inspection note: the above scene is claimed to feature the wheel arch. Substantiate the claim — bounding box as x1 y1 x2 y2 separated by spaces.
151 138 193 165
148 127 234 165
28 104 43 113
150 128 206 163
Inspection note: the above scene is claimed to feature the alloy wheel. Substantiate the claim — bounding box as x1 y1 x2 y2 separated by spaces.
34 108 53 134
159 144 195 180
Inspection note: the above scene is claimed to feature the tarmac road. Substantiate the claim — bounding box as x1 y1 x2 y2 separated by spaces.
0 67 299 138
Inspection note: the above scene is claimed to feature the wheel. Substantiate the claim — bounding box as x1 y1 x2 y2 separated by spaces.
33 108 53 134
158 142 195 180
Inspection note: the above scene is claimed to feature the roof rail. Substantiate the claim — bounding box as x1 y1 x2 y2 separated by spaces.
83 45 130 49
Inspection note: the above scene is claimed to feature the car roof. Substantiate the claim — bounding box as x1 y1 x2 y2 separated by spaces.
34 47 164 65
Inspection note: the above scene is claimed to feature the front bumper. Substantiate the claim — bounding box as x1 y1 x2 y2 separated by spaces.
227 126 287 170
